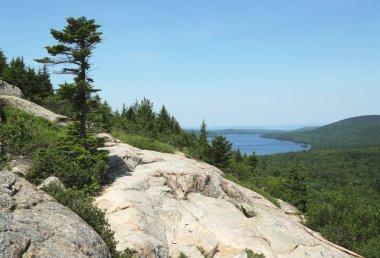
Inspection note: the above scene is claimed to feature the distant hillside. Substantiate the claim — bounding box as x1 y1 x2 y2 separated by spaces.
208 128 285 136
263 115 380 148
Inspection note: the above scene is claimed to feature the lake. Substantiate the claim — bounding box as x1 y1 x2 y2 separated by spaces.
215 134 309 155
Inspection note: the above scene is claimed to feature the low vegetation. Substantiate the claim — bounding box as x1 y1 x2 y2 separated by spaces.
244 249 265 258
112 131 176 154
26 124 109 193
0 106 61 157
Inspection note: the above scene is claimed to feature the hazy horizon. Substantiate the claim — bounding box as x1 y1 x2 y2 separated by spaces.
1 0 379 127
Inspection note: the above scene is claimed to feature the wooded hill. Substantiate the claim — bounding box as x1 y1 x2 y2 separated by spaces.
263 115 380 148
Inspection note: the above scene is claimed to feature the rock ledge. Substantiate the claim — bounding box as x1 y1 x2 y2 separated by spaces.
96 135 361 258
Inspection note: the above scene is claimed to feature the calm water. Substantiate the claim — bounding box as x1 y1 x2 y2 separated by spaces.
217 134 309 155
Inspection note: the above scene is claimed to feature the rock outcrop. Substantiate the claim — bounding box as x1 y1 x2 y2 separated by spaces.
37 176 65 190
0 171 111 258
96 135 361 258
0 95 66 123
0 81 23 98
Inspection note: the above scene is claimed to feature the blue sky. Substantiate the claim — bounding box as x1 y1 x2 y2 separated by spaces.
1 0 379 128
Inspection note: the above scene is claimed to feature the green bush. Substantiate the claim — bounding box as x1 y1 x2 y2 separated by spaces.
112 131 176 154
245 249 265 258
26 125 109 193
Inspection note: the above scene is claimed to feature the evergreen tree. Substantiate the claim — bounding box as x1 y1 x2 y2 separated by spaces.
135 98 156 133
170 115 181 134
125 106 136 121
247 151 258 169
0 49 7 78
198 119 210 160
121 103 127 116
235 148 242 162
209 135 232 168
36 16 103 138
287 161 308 212
87 95 113 132
0 55 53 102
35 65 54 99
2 57 28 90
156 105 172 134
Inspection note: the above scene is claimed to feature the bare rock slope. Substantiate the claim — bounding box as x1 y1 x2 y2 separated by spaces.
0 95 65 123
0 171 111 258
0 80 65 123
96 135 361 258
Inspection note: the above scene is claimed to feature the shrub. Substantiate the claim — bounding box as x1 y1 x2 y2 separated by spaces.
245 249 265 258
26 124 109 193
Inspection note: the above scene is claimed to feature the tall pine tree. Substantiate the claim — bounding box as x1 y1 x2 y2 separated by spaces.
36 17 103 138
209 135 232 168
198 119 210 160
287 161 308 212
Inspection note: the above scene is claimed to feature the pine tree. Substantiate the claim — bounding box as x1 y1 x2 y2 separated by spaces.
247 151 258 169
209 135 232 168
0 49 7 78
170 115 181 134
87 95 113 132
287 161 308 212
0 54 53 102
2 57 28 90
156 105 172 134
198 119 210 160
235 148 242 162
36 16 103 138
35 65 54 99
135 98 156 133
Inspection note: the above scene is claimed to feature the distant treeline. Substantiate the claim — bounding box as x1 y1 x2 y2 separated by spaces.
0 50 53 104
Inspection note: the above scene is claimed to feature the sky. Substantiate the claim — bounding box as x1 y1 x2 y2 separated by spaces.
0 0 379 128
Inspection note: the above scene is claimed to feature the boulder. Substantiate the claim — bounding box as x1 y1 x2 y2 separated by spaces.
96 141 361 258
0 80 23 98
0 171 110 257
37 176 65 190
